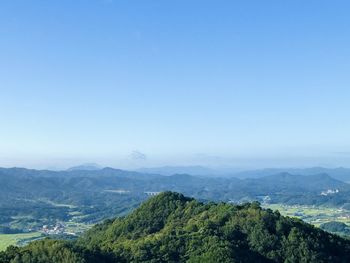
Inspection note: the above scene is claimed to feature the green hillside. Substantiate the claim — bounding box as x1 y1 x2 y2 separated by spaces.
2 192 350 263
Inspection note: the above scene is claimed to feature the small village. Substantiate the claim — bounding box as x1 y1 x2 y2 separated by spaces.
41 223 76 236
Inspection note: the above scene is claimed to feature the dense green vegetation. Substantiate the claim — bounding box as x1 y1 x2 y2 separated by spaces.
320 221 350 236
2 192 350 262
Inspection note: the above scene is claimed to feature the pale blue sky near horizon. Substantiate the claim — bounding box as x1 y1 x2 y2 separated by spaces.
1 0 350 169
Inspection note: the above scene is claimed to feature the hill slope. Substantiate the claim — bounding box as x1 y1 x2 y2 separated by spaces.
2 192 350 263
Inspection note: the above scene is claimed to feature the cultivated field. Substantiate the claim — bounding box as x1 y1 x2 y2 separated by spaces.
263 203 350 227
0 232 42 251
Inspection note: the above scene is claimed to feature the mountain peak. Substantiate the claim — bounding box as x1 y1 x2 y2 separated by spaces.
67 163 102 171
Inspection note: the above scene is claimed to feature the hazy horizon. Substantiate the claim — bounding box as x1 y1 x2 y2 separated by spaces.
1 156 350 172
1 1 350 169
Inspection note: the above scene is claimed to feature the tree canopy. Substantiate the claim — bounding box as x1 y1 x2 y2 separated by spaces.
2 192 350 263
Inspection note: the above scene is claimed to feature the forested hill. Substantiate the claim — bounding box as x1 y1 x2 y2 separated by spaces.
2 192 350 263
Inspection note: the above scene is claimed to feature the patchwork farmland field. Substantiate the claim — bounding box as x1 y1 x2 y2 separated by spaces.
0 232 42 251
263 203 350 227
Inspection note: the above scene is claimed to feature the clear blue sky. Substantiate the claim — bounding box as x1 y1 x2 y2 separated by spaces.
1 0 350 169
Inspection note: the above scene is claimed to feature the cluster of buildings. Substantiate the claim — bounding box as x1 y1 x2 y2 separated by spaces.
41 223 65 235
144 191 161 196
320 189 339 196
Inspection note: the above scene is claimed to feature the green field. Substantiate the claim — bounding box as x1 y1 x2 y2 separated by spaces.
0 232 42 251
263 203 350 227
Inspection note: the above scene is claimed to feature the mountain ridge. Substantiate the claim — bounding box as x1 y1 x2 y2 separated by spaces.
2 192 350 262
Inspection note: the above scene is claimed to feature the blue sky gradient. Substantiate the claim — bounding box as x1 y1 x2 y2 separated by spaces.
1 0 350 168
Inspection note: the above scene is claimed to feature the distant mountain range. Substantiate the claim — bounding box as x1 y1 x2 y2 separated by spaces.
233 167 350 182
1 166 349 206
137 165 350 182
67 163 103 171
137 165 230 176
